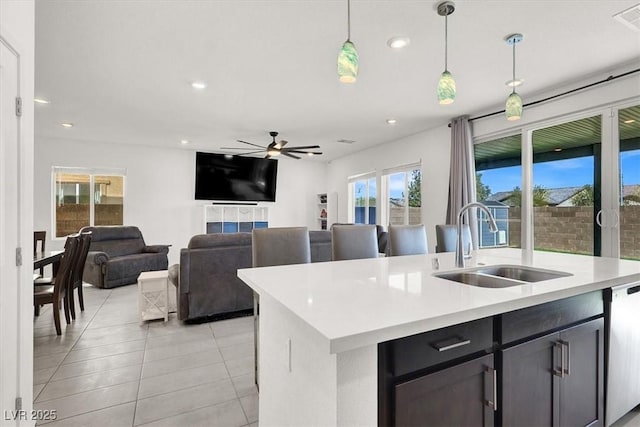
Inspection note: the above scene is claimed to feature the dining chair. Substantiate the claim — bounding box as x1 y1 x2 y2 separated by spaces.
388 224 429 256
435 224 472 253
331 224 379 261
68 231 92 319
33 234 79 335
33 230 46 277
251 226 312 389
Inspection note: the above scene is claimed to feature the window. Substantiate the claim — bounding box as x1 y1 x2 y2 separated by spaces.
349 173 376 224
53 168 125 237
382 164 421 226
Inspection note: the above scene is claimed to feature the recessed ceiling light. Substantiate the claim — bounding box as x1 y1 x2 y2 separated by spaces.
505 79 524 87
60 122 73 128
180 139 190 145
386 118 397 125
387 36 410 49
191 81 207 90
34 98 50 104
307 152 315 157
623 119 636 124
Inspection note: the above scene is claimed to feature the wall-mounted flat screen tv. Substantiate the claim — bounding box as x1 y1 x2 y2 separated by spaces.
195 152 278 202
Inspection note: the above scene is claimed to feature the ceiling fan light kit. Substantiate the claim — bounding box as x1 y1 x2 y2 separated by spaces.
505 33 524 121
338 0 358 83
437 1 456 105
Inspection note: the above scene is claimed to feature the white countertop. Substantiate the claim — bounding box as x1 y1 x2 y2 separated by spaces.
238 249 640 354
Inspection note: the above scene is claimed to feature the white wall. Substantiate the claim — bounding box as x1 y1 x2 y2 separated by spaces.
326 63 640 253
34 138 328 265
1 1 35 425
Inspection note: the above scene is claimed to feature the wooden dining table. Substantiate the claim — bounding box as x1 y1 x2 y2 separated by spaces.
34 250 63 276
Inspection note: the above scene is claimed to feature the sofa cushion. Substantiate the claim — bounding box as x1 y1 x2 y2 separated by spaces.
91 239 146 257
107 253 167 283
188 233 252 249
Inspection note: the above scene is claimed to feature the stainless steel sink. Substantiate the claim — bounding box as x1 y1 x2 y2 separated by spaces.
434 265 571 288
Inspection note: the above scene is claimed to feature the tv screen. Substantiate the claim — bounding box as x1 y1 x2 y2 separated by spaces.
195 152 278 202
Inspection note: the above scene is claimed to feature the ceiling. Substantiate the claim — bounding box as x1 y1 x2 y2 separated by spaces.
34 0 640 162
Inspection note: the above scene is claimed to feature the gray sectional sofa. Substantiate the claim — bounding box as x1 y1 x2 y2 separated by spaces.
170 231 332 321
81 226 170 289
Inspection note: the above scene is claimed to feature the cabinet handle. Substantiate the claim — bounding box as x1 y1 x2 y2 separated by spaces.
431 336 471 352
560 340 570 376
553 341 565 378
484 366 498 411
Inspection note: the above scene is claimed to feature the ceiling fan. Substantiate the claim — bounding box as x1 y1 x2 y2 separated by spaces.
221 131 322 159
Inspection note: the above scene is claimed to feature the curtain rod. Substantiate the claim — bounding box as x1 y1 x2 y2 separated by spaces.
448 67 640 127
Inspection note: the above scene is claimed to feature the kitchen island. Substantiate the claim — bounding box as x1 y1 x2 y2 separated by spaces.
238 248 640 426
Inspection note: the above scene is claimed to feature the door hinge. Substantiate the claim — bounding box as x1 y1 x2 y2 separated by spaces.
15 247 22 267
15 97 22 117
15 397 22 411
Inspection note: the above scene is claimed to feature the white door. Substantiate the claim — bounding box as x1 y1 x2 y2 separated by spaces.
0 36 24 423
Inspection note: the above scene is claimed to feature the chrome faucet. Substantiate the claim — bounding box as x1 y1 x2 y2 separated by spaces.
456 202 499 268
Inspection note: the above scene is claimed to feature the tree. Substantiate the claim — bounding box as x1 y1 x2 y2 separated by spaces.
507 185 549 207
408 170 421 207
476 172 491 201
571 185 594 206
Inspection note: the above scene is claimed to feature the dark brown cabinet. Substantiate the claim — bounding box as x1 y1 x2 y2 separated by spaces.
395 354 495 427
501 318 604 427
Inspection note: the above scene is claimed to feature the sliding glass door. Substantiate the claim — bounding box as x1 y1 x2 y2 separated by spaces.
618 105 640 260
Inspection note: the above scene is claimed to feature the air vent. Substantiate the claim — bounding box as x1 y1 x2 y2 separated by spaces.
614 3 640 32
337 139 356 144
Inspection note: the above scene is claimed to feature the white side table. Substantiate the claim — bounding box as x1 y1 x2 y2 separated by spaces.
138 270 169 323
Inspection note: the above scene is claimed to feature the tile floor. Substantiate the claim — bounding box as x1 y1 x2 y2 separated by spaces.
32 283 640 427
33 284 257 427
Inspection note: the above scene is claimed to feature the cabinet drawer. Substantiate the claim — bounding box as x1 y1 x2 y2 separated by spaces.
499 290 603 345
388 317 493 377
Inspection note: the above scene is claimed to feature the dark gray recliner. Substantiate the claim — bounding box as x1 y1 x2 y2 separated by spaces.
81 226 169 289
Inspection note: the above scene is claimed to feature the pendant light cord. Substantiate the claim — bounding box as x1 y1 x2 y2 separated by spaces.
347 0 351 41
512 41 516 94
444 13 448 70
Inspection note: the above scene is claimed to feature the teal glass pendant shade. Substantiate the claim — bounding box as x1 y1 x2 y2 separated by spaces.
437 70 456 105
338 40 358 83
506 92 523 121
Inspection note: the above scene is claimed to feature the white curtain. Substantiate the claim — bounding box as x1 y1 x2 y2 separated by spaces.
445 116 479 249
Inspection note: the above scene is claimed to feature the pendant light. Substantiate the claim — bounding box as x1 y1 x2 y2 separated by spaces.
505 33 523 121
337 0 358 83
437 1 456 105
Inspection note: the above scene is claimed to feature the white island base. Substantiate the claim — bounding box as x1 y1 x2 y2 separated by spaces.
259 293 377 426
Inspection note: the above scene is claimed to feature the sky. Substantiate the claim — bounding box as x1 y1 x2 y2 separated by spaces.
480 150 640 194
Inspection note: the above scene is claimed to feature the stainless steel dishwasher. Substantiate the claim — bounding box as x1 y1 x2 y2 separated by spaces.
606 281 640 426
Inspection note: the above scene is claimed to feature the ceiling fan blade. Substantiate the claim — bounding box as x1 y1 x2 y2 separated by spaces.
225 150 268 156
282 152 301 159
276 140 288 149
281 145 320 150
287 150 323 155
237 140 267 149
220 147 263 150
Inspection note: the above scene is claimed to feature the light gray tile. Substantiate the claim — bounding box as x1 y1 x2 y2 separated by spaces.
145 330 215 350
64 339 146 364
33 383 45 401
231 374 257 398
147 321 212 338
224 356 253 377
51 351 144 381
72 330 147 349
134 379 237 426
80 323 147 339
34 352 68 371
240 393 258 424
143 340 217 363
34 367 57 386
141 348 223 379
220 342 253 361
211 317 254 338
34 381 138 424
37 364 142 402
41 402 135 427
249 423 258 427
215 331 253 349
138 362 229 399
137 399 247 427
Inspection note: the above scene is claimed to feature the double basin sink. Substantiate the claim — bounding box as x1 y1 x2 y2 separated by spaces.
434 265 572 288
